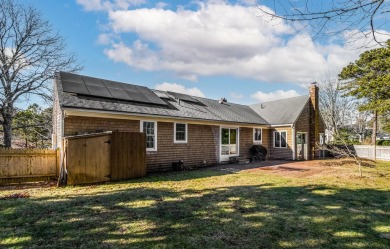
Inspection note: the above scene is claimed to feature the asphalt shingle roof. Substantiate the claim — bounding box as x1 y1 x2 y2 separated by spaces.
249 95 309 125
56 72 309 126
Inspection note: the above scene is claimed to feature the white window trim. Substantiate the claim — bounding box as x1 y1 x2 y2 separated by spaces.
140 120 157 151
273 130 288 148
253 128 262 144
174 122 188 144
319 133 325 145
219 126 240 161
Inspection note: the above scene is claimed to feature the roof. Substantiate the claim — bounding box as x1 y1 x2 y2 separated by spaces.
249 95 309 125
56 72 268 125
56 72 309 126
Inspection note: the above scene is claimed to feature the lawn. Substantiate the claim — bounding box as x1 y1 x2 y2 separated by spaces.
1 160 390 249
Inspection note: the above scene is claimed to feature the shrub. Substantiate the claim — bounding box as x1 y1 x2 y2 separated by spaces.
250 145 268 160
382 140 390 146
377 140 384 145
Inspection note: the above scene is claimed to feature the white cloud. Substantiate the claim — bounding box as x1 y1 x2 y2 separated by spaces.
251 90 300 102
76 0 145 11
79 1 390 84
155 82 205 97
97 33 115 45
230 92 244 99
156 2 168 9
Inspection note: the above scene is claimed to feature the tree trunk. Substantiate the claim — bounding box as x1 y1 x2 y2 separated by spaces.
372 111 377 160
2 117 13 148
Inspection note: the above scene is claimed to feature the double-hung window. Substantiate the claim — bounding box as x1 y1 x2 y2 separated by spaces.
253 128 262 143
140 121 157 151
274 131 287 148
174 123 187 143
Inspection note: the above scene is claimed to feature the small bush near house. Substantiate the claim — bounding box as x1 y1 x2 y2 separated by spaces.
249 145 268 161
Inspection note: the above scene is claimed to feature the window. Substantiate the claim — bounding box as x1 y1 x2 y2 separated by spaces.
274 131 287 148
174 123 187 143
140 121 157 151
319 133 325 145
253 128 262 143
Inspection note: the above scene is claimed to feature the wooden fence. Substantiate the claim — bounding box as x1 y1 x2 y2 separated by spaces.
353 145 390 161
0 148 59 185
64 131 146 185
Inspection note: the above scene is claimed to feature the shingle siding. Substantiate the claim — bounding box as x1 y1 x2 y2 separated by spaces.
64 117 221 172
239 127 271 160
146 122 219 172
268 127 293 160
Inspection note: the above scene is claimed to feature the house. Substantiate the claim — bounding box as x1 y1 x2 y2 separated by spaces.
53 72 325 172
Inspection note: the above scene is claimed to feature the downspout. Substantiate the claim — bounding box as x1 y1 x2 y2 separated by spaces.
292 124 296 160
61 110 65 150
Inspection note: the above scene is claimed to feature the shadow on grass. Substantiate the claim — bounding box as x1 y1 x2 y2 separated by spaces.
1 179 389 249
140 160 309 183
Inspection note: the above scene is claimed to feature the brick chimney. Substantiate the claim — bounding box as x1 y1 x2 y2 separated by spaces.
309 83 319 159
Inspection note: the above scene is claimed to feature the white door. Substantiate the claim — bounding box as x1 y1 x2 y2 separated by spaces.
296 132 308 160
220 127 239 161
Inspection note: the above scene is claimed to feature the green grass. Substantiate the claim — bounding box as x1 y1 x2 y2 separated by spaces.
1 161 390 249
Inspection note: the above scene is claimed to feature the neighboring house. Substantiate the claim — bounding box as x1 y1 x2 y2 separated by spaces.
53 72 325 172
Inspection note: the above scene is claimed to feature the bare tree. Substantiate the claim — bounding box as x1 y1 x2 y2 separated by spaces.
317 142 365 177
0 0 82 147
318 76 357 141
258 0 390 46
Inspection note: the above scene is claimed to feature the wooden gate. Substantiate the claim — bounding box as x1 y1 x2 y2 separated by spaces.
64 131 146 185
111 132 146 180
66 133 111 185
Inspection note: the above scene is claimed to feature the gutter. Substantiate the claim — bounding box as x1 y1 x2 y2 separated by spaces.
62 107 272 128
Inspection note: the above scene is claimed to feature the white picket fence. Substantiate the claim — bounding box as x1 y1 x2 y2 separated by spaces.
353 145 390 161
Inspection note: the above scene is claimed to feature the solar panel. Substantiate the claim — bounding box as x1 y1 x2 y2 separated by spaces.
103 80 124 90
143 91 167 105
60 72 167 106
126 91 147 102
85 85 112 98
60 72 83 83
107 88 132 101
121 83 141 92
83 76 105 87
168 91 200 103
62 80 90 95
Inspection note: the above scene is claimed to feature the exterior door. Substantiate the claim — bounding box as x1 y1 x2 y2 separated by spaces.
296 133 308 160
220 127 238 161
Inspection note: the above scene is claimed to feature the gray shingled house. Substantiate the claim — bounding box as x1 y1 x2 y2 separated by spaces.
53 72 325 172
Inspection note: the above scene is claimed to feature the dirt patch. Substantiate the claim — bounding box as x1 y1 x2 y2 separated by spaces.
250 160 333 178
210 160 335 178
0 180 57 191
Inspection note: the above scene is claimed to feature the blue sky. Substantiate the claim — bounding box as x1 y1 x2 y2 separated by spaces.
23 0 389 107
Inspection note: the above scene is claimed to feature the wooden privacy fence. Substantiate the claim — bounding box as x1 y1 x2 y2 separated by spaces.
63 131 146 185
353 145 390 161
0 148 59 185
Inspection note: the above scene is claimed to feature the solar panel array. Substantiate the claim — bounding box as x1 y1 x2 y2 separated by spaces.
167 91 200 103
60 72 167 106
